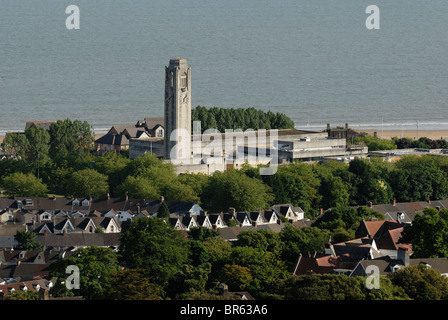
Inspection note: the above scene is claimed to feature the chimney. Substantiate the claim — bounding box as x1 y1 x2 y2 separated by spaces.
160 196 165 203
320 208 323 215
427 198 431 204
397 247 410 267
107 193 110 200
392 198 396 206
229 207 236 217
368 201 373 208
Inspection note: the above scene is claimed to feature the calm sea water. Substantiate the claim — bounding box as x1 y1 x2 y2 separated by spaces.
1 0 448 133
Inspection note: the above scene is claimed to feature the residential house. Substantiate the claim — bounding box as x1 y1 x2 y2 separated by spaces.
32 217 121 235
0 225 26 249
271 204 304 222
366 199 448 221
331 237 382 261
355 219 411 258
0 278 56 300
94 117 164 154
35 233 120 251
25 121 56 131
218 224 285 242
207 213 226 229
349 248 448 277
293 253 358 276
249 210 279 226
195 213 213 229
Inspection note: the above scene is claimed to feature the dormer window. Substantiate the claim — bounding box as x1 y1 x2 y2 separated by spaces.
81 199 89 206
72 199 80 206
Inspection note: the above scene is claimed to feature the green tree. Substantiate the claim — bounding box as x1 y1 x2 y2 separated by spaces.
279 225 330 271
281 274 366 300
14 230 43 251
2 132 29 159
391 155 448 202
2 172 48 197
318 174 350 209
65 169 109 198
188 226 219 242
226 246 289 293
234 229 283 259
4 290 40 300
24 126 51 168
94 152 131 193
348 157 393 205
48 246 120 299
157 202 170 218
389 264 448 300
399 208 448 258
49 119 94 158
102 269 164 300
221 264 253 291
202 169 273 212
116 175 159 200
118 217 189 289
353 135 397 151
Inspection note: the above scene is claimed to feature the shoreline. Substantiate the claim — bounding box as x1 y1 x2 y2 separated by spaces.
359 129 448 140
1 129 448 143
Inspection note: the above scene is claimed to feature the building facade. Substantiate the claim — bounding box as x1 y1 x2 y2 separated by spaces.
164 57 191 159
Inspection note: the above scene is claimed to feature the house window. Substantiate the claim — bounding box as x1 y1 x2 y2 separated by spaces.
157 129 163 137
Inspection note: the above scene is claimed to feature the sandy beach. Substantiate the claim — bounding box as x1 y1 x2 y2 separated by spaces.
360 129 448 141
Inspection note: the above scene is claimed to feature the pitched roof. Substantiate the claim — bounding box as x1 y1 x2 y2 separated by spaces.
35 233 120 248
218 224 285 241
294 253 357 276
375 227 412 252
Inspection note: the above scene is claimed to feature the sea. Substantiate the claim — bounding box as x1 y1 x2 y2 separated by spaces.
1 0 448 134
